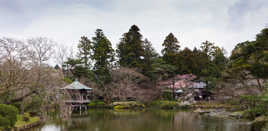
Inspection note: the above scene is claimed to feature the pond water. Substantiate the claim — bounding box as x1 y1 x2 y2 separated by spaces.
30 110 252 131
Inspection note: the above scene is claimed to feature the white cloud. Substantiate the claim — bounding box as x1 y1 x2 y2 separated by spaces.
0 0 268 56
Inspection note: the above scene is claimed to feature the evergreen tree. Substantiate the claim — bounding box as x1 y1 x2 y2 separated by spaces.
249 28 268 87
92 29 115 83
229 27 268 88
77 36 92 68
161 33 180 65
64 58 89 79
191 47 208 76
142 38 159 78
117 25 145 69
200 41 215 58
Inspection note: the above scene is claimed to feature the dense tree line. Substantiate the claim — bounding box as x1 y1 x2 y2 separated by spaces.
62 26 268 99
64 25 231 89
0 24 267 115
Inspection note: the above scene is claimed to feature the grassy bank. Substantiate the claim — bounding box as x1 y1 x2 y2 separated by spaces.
14 113 41 131
88 100 191 111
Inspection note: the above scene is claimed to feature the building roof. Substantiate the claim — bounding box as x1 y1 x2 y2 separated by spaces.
61 80 92 90
191 82 206 89
175 89 183 93
157 74 197 88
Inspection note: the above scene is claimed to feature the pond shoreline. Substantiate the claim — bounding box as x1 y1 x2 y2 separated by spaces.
20 100 263 131
14 120 43 131
31 109 253 131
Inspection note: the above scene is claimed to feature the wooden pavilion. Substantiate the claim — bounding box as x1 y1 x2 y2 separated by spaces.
61 80 93 111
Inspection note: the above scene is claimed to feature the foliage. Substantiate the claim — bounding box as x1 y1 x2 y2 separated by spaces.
0 104 19 129
88 100 107 108
0 115 10 130
228 28 268 88
25 95 42 115
142 39 159 79
92 29 115 84
162 92 174 100
199 41 228 80
77 36 92 68
15 113 40 128
150 100 178 109
63 77 73 84
241 95 268 120
149 57 177 80
112 101 145 110
161 33 180 65
117 25 145 69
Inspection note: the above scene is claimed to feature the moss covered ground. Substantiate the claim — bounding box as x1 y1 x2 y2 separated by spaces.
15 113 40 129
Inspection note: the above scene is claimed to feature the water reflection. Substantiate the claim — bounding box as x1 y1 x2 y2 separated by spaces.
31 110 251 131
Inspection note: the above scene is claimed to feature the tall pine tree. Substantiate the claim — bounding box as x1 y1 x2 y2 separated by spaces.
142 38 159 78
92 29 115 83
117 25 145 69
77 36 92 68
161 33 180 65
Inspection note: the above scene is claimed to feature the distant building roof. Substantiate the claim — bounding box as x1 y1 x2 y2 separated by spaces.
175 89 183 93
61 80 92 90
191 82 206 89
157 74 197 88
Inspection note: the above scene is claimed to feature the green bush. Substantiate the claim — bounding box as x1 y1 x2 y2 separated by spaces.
151 100 178 109
23 113 31 122
0 104 19 129
241 95 268 120
162 92 174 100
243 107 266 120
0 115 10 130
88 100 107 108
63 77 73 84
112 101 145 110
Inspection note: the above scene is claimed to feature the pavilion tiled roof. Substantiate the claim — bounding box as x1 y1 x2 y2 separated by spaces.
61 80 92 90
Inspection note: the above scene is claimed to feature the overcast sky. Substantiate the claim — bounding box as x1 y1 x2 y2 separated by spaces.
0 0 268 55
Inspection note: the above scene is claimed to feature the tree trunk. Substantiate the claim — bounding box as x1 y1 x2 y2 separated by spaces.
257 79 262 88
20 87 25 114
172 78 175 100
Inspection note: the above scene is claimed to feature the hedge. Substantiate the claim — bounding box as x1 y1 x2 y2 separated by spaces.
0 104 19 129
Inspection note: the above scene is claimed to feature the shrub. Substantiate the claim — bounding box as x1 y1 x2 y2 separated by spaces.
112 101 145 110
23 113 31 122
0 104 19 129
63 77 73 84
88 100 107 108
243 107 266 120
241 95 268 120
162 92 174 100
0 115 10 130
151 100 178 109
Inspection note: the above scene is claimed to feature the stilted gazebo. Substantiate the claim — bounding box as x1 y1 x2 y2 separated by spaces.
61 80 93 111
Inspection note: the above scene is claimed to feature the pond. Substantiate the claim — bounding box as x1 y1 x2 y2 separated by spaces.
30 110 252 131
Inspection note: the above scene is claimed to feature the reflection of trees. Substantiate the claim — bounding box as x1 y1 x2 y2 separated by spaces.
199 116 251 131
173 112 251 131
47 110 252 131
173 112 201 131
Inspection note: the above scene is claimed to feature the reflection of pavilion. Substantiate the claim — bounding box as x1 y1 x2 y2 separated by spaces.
61 80 93 111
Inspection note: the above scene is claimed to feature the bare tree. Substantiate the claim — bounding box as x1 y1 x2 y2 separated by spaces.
54 44 70 68
26 37 55 95
27 37 55 66
0 37 31 113
0 37 67 115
